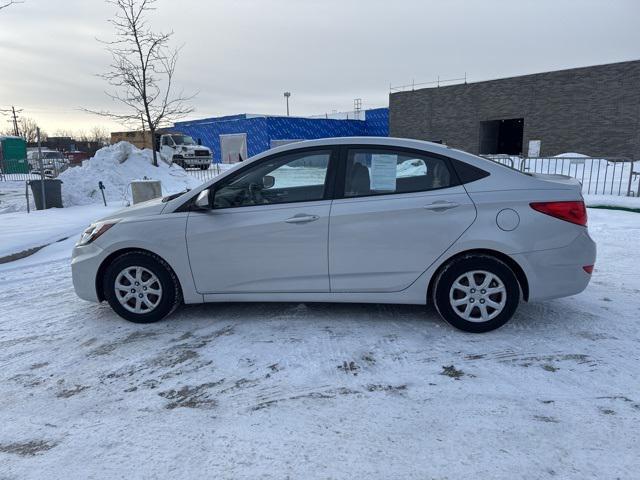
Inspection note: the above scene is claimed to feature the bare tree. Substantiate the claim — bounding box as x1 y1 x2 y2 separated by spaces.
19 117 45 142
89 125 110 144
86 0 194 166
76 126 109 144
52 128 74 138
76 129 90 142
0 1 23 11
1 116 45 142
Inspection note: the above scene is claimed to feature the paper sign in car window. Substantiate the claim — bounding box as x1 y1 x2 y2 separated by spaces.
370 154 397 191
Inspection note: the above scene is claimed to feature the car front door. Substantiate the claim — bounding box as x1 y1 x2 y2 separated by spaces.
329 147 477 292
160 137 174 162
186 148 335 293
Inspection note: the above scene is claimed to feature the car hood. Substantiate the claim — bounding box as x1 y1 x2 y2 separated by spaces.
181 146 211 153
97 197 166 222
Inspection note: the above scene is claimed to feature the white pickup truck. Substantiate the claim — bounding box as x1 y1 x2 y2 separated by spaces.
159 134 212 170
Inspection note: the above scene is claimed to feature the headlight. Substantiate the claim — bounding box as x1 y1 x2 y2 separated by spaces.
78 220 119 246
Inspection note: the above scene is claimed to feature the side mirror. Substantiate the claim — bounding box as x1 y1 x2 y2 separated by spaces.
197 138 202 145
194 189 211 209
262 175 275 189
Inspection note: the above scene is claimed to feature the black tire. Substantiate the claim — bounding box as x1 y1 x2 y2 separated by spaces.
432 254 520 333
103 251 182 323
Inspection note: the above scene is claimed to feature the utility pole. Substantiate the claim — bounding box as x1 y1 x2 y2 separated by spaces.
11 106 19 136
284 92 291 116
37 127 46 210
0 105 22 136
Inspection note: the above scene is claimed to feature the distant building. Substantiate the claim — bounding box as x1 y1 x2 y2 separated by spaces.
389 60 640 158
110 130 153 150
27 136 103 157
173 108 388 163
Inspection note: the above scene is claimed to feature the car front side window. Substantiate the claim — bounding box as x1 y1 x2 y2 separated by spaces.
213 150 331 208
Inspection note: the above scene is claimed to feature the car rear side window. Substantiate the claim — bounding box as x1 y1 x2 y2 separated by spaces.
449 159 490 184
343 149 454 198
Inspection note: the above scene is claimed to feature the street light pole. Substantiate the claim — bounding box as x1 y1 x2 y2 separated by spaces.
284 92 291 116
37 127 46 210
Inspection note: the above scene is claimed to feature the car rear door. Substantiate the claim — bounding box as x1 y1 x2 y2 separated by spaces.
329 146 477 292
186 148 335 293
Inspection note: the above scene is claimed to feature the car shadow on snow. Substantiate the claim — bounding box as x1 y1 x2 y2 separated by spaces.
92 297 593 335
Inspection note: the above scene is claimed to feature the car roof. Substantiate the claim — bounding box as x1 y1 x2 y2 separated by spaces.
255 136 452 159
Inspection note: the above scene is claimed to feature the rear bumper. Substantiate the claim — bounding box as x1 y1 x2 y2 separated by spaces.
511 230 597 301
71 242 106 302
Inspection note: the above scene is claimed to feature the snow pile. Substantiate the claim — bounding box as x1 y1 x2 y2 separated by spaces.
58 142 201 207
397 159 427 177
554 152 589 158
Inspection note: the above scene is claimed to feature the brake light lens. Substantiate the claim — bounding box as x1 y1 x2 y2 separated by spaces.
530 201 587 226
583 265 594 274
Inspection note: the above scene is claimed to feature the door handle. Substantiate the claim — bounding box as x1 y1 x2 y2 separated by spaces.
285 214 320 224
423 201 460 212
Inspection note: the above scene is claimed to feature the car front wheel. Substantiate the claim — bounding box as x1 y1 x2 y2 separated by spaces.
103 251 182 323
432 254 520 333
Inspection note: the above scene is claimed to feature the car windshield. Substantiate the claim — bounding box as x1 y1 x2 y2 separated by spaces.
171 135 196 146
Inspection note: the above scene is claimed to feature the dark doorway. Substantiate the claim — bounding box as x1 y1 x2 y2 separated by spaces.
479 118 524 155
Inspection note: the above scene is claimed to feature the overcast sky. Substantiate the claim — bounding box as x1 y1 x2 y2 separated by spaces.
0 0 638 134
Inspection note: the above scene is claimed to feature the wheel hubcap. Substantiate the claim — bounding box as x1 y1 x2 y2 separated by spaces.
114 266 162 314
449 270 507 323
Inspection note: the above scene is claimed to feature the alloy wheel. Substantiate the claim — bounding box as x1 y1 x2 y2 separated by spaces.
114 266 163 314
449 270 507 323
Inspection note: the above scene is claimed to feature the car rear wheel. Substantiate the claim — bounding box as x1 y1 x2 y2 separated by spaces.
103 251 182 323
432 254 520 333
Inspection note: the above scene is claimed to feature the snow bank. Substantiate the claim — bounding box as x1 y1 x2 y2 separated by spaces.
554 152 589 158
57 142 200 207
584 194 640 210
0 204 120 259
397 159 427 177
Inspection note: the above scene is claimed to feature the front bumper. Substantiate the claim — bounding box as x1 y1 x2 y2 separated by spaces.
177 156 211 166
511 230 597 301
71 241 106 302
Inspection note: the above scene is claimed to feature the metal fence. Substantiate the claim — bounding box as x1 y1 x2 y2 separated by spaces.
1 161 232 183
184 163 236 183
482 155 640 197
0 159 69 182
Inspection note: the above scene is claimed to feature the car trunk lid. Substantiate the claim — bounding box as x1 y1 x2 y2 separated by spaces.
526 173 583 195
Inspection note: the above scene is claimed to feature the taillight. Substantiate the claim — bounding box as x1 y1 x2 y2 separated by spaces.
583 265 594 274
530 201 587 226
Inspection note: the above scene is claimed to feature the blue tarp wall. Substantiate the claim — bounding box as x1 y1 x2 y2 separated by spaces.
174 107 388 163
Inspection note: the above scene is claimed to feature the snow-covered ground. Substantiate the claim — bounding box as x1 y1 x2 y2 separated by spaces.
0 205 120 259
0 205 638 479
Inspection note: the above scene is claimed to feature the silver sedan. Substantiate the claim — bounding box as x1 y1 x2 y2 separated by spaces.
72 137 596 332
